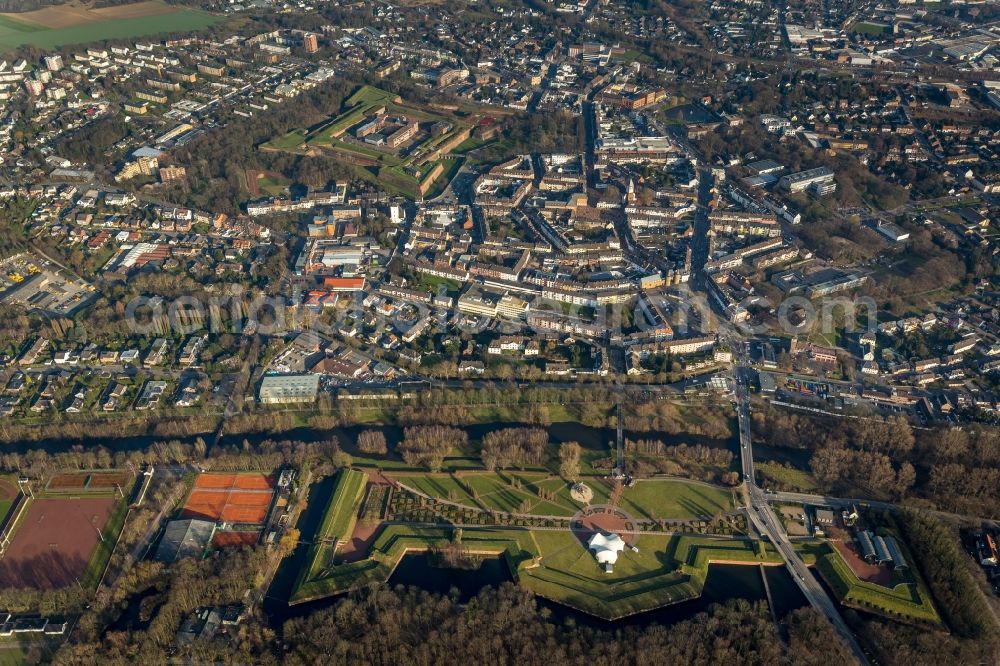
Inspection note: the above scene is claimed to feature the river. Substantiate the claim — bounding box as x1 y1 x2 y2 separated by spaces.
3 420 741 466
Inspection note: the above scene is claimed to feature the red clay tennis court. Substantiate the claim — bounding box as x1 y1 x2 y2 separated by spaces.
212 532 260 548
0 497 114 590
87 472 130 489
182 473 275 525
212 531 260 548
193 473 274 491
47 473 88 490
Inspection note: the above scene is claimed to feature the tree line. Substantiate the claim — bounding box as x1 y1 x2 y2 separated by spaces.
0 435 341 480
625 439 738 485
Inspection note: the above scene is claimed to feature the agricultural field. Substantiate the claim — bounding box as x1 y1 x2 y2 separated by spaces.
262 85 475 199
0 1 218 50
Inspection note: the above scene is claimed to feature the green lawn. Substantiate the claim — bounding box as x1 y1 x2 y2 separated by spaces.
387 472 734 521
292 524 535 603
262 129 307 153
523 532 780 619
452 135 489 153
521 531 697 617
756 462 819 493
0 9 219 50
391 471 589 517
550 477 613 508
617 480 735 520
421 156 464 199
391 473 480 507
301 469 368 583
852 21 890 36
0 646 27 666
417 273 461 297
346 84 399 108
323 138 399 163
291 487 784 620
263 84 471 199
317 469 368 543
258 175 291 196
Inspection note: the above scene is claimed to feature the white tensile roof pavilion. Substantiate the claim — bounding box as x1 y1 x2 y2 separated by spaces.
587 532 626 572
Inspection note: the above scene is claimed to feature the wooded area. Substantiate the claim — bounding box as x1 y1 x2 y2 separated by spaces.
849 511 1000 666
754 406 1000 516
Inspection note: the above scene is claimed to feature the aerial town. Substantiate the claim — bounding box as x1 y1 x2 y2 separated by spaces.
0 0 996 663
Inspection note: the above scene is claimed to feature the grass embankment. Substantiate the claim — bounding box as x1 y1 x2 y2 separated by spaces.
293 469 768 620
292 524 536 603
294 524 781 619
262 84 469 199
755 462 819 493
523 532 781 619
807 541 941 624
300 469 368 584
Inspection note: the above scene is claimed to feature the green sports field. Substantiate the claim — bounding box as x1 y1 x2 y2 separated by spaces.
0 10 219 50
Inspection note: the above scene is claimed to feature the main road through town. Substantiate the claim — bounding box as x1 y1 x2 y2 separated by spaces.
729 334 872 665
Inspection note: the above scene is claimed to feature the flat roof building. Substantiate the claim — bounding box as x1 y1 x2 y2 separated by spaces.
258 374 320 404
779 167 835 194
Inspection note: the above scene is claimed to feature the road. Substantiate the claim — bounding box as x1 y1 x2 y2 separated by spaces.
728 334 872 665
211 334 260 450
689 168 714 275
767 489 1000 528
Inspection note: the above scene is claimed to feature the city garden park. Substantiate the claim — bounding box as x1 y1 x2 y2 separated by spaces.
286 429 941 624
